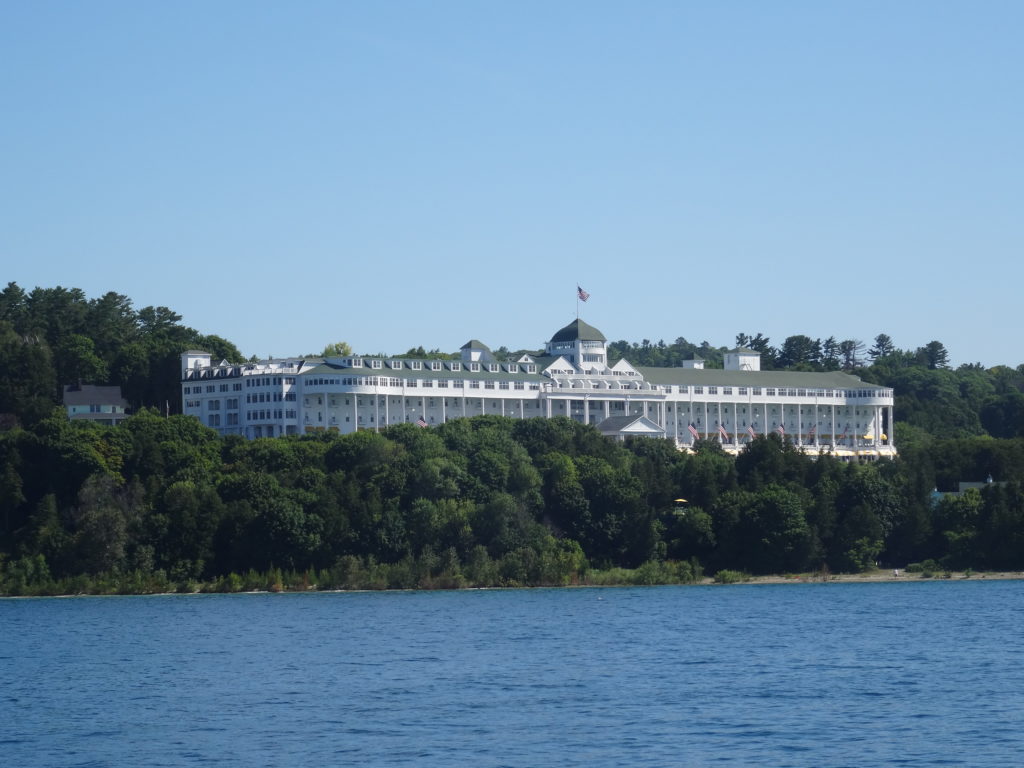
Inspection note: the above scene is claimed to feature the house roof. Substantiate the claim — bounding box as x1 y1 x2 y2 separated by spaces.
549 319 607 343
596 415 665 435
460 339 491 351
63 384 128 407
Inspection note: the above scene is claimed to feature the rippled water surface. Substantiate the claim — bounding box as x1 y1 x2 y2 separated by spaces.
2 581 1023 767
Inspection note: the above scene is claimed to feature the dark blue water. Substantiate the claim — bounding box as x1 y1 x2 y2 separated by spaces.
2 581 1023 767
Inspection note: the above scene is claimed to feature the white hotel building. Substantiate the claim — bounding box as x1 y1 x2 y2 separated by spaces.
181 319 896 459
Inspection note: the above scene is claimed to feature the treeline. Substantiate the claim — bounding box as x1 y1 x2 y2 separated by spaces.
0 283 242 423
3 411 1023 595
4 282 1024 445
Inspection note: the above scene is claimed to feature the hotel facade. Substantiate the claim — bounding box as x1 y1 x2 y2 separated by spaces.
181 319 896 459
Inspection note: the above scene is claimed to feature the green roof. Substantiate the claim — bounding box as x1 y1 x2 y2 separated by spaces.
636 366 887 390
300 361 545 382
550 319 607 343
460 339 491 351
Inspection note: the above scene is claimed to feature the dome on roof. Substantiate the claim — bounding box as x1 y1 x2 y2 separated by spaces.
549 319 607 343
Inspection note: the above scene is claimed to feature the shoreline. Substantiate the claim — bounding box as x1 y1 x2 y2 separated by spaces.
728 569 1024 585
4 569 1024 598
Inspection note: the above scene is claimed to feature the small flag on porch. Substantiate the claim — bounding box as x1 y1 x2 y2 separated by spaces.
747 425 757 439
718 424 729 442
416 416 428 428
577 285 590 302
688 423 699 439
776 424 786 435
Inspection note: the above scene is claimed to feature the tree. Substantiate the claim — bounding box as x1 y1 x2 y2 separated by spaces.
821 337 840 371
55 334 109 386
838 339 865 370
869 333 895 360
778 335 821 369
321 341 353 357
917 341 950 370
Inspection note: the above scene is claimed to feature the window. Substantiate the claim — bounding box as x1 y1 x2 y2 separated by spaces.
430 361 442 371
371 359 382 369
469 363 480 372
708 387 718 395
694 386 704 395
410 361 422 370
766 388 776 397
470 381 480 389
723 387 732 395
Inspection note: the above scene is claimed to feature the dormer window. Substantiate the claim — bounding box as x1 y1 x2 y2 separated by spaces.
469 362 480 372
430 361 442 371
389 360 402 369
411 361 422 370
449 362 462 371
370 359 382 369
488 363 499 373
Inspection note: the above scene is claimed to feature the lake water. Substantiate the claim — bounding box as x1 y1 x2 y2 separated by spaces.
2 581 1023 767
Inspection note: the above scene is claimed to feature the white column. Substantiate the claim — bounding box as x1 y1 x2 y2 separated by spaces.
674 396 680 442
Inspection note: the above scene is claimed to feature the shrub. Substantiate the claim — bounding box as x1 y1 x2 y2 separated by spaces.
713 569 749 584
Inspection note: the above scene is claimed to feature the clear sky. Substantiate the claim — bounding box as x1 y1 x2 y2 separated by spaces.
2 1 1021 366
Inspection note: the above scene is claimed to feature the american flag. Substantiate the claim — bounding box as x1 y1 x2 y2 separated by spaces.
718 424 729 441
577 285 590 302
776 424 786 435
688 423 700 439
747 425 757 439
416 416 428 428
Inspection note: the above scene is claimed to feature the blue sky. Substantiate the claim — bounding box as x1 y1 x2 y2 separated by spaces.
2 1 1021 366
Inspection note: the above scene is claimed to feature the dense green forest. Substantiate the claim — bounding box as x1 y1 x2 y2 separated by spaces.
2 282 1024 595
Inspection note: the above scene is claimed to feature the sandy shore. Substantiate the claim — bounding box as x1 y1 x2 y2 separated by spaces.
711 569 1024 585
